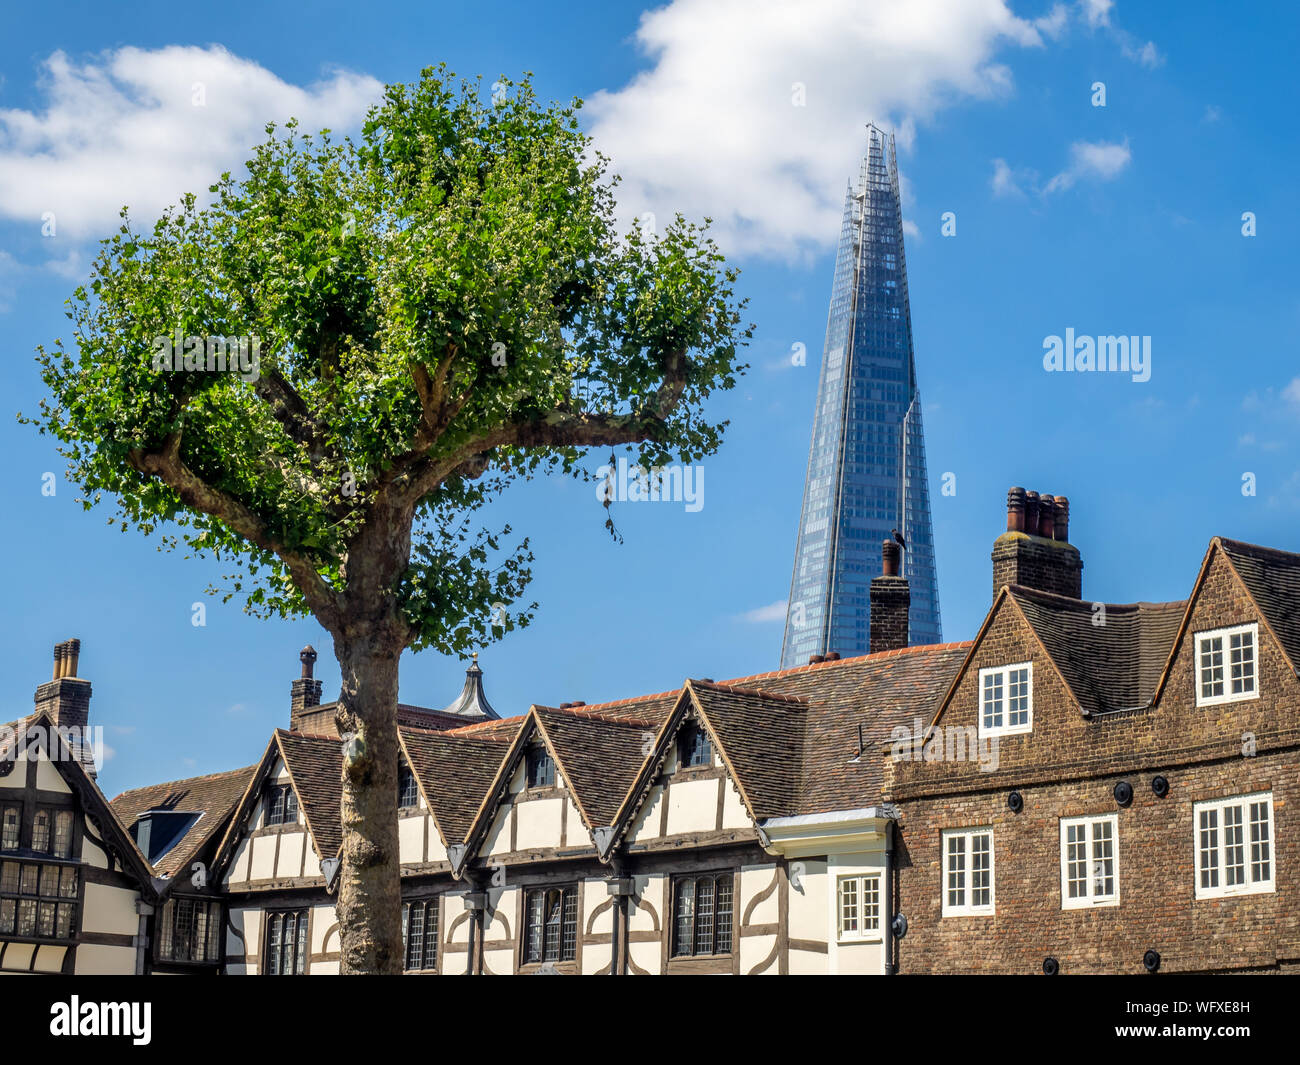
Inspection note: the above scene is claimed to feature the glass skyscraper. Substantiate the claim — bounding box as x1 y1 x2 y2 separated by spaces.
780 125 942 669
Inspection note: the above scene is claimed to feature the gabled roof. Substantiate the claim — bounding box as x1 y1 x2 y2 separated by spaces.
709 646 971 814
111 765 257 878
275 730 344 859
531 706 657 830
1216 537 1300 672
686 681 807 821
8 712 156 894
399 723 518 845
1008 585 1185 714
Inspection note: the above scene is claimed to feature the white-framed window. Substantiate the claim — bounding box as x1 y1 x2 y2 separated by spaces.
942 828 995 916
978 662 1033 738
1194 792 1275 899
1060 814 1119 909
836 873 882 941
1195 623 1259 707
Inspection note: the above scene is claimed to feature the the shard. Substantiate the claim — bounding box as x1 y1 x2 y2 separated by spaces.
780 124 942 669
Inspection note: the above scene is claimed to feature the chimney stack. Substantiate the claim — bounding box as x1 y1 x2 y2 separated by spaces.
870 540 910 654
289 646 325 732
33 638 96 778
991 486 1083 601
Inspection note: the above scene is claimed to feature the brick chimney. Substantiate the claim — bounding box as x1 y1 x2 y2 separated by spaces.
33 639 96 778
870 539 910 653
289 646 326 732
991 486 1083 601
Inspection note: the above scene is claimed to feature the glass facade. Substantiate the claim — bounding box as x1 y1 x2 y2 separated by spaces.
781 125 942 669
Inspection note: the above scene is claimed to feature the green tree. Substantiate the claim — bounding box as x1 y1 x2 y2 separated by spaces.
24 67 749 972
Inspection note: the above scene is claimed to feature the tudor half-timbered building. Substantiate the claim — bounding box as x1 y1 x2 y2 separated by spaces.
0 642 156 974
10 486 1300 975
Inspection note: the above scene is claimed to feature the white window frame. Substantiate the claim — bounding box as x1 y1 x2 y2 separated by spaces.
1194 792 1275 900
1194 622 1259 708
836 873 882 942
978 662 1033 739
1059 814 1120 909
942 827 995 916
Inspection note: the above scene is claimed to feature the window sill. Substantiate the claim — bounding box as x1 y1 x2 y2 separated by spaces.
1061 898 1119 911
1195 883 1275 902
1195 692 1259 709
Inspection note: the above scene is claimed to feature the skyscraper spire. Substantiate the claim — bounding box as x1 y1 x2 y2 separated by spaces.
780 124 942 668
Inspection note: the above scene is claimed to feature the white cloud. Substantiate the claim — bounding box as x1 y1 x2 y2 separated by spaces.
585 0 1052 258
990 157 1029 197
1282 377 1300 406
1034 4 1069 39
1123 39 1163 68
736 599 787 624
1043 138 1131 193
1203 104 1223 124
0 46 382 241
1079 0 1113 28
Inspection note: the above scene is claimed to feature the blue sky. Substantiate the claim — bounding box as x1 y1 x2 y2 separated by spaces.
1 1 1296 794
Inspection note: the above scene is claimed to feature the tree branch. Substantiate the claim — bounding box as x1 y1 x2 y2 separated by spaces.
127 430 343 629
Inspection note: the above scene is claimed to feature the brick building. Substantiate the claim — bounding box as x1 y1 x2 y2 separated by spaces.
888 489 1300 974
4 487 1298 974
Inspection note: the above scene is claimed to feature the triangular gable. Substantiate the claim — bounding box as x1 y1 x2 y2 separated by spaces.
923 587 1087 731
398 725 515 852
531 706 657 836
210 730 341 879
1149 537 1300 707
605 680 799 856
274 731 343 860
10 712 156 893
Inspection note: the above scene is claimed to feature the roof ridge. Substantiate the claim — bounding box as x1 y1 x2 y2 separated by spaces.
1008 583 1185 612
688 680 809 705
716 641 974 687
1216 536 1300 561
535 704 661 728
110 764 258 801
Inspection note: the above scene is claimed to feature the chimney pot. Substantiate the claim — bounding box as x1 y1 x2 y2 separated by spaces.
1006 487 1027 532
825 652 841 661
1038 495 1056 538
1024 491 1040 537
290 646 324 729
881 538 901 577
1054 496 1070 542
992 486 1083 601
65 639 80 678
808 654 825 665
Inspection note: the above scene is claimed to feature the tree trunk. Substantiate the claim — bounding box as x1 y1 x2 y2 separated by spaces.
334 638 404 974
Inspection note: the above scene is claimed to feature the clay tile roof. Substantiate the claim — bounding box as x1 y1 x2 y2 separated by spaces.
709 646 972 815
399 725 517 843
1217 538 1300 671
1009 585 1186 714
532 707 655 828
275 730 344 859
110 765 258 877
688 683 808 819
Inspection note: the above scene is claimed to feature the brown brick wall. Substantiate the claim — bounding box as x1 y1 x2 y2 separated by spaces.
890 545 1300 974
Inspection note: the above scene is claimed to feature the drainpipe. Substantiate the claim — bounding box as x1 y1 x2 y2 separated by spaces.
882 822 896 976
134 899 154 975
